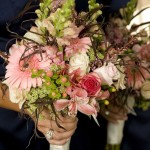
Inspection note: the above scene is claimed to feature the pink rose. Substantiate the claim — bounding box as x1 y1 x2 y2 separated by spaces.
79 72 101 96
94 62 120 86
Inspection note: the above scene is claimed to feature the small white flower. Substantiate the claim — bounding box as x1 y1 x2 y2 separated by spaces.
69 52 90 76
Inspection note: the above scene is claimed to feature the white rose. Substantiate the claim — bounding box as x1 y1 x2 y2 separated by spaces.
94 62 120 86
141 80 150 99
9 87 27 109
69 52 90 76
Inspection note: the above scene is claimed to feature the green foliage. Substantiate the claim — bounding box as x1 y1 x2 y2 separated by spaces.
27 86 49 103
135 96 150 111
88 0 101 12
31 69 44 78
28 67 71 105
120 0 137 24
123 49 134 54
88 0 102 21
49 0 75 37
35 0 52 20
88 47 104 62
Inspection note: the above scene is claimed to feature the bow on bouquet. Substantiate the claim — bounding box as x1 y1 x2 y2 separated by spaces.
104 0 150 149
0 0 123 149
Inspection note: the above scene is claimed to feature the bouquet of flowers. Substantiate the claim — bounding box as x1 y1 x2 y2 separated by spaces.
0 0 118 149
104 0 150 149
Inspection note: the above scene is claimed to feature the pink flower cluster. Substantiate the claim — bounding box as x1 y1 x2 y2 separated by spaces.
125 44 150 90
54 62 121 116
54 72 102 116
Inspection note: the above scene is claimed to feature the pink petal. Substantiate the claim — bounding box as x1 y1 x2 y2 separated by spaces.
72 88 88 98
92 114 99 126
4 75 19 86
83 45 90 50
54 99 69 111
31 78 37 88
80 37 92 45
20 76 28 89
3 78 13 86
66 86 72 96
27 78 32 89
78 103 96 115
68 101 78 115
36 78 42 87
13 77 22 88
39 62 50 69
9 51 21 62
6 64 18 70
10 76 21 86
6 76 14 83
97 90 110 100
5 70 16 78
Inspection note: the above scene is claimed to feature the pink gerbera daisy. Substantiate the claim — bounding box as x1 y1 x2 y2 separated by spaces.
4 44 51 90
